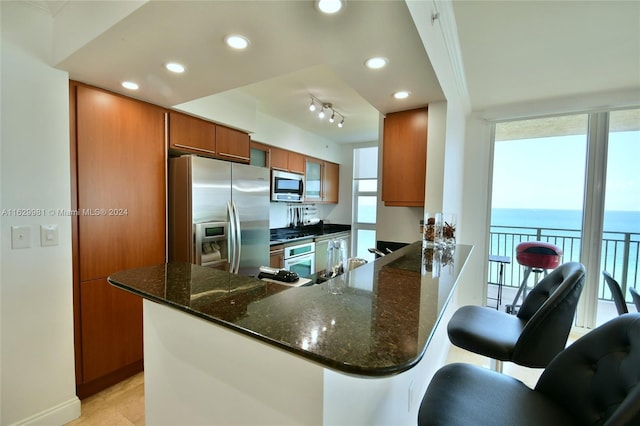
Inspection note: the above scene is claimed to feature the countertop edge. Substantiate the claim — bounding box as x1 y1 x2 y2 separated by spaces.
108 277 422 377
108 242 473 377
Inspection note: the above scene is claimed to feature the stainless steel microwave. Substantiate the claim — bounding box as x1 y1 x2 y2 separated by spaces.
271 170 304 202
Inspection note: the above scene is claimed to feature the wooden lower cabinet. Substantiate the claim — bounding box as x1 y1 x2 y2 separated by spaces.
270 245 284 269
79 278 144 384
71 82 166 398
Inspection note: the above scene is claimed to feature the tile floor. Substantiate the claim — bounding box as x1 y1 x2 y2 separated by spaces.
65 372 144 425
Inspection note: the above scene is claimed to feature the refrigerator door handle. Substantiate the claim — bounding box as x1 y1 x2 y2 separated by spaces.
232 201 242 274
227 201 236 273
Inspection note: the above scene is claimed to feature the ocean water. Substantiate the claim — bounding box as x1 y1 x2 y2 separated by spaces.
491 208 640 234
489 208 639 293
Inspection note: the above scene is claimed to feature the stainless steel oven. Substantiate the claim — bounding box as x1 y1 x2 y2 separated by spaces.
283 241 315 278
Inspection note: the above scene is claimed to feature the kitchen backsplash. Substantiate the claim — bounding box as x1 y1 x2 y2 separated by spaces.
269 203 321 229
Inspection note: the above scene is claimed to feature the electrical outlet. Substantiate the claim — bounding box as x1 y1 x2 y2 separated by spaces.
11 225 31 249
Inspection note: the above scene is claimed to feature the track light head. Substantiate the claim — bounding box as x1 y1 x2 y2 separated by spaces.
307 97 344 127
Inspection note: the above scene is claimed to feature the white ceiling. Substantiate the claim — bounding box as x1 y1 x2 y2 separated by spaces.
47 0 640 144
54 0 443 144
452 0 640 111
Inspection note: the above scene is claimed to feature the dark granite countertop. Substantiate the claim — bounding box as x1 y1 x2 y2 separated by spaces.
108 242 472 377
270 223 351 245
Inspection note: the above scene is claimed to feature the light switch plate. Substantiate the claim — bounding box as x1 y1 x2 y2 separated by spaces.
11 225 31 249
40 224 59 247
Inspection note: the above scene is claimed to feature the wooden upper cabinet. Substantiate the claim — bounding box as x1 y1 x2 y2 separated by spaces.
287 151 305 174
270 147 288 171
216 125 250 164
305 158 339 204
270 147 306 173
322 161 339 204
168 111 216 155
76 85 167 281
382 107 428 207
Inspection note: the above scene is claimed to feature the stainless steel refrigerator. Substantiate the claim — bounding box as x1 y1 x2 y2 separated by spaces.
169 155 270 277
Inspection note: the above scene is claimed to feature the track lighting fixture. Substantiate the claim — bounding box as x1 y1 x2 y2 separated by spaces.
318 105 326 119
308 96 344 128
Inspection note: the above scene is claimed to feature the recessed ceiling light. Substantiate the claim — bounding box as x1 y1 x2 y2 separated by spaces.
365 57 388 70
393 91 410 99
122 81 139 90
317 0 343 14
225 35 249 50
165 62 185 73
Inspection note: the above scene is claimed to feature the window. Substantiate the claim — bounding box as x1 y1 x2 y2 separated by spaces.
353 147 378 262
489 109 640 327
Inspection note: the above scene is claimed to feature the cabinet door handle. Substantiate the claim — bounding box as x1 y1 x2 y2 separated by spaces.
218 152 251 161
173 143 216 155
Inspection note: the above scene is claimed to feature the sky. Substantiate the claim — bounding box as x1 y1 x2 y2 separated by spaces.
492 130 640 212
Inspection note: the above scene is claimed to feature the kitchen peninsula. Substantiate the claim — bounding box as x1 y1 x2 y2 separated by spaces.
108 242 472 425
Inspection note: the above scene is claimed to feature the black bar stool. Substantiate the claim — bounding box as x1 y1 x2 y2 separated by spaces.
487 255 511 310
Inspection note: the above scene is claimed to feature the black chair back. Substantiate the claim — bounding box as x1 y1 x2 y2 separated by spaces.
630 287 640 312
603 270 629 315
535 313 640 425
512 262 585 367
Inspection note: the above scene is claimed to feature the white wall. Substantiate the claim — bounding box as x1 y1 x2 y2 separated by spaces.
407 0 482 306
1 2 80 425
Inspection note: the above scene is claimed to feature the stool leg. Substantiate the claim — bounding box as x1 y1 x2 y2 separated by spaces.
490 359 504 373
497 263 504 310
507 267 531 314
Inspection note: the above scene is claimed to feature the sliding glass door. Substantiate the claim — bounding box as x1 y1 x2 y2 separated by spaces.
598 109 640 324
489 108 640 328
489 114 588 314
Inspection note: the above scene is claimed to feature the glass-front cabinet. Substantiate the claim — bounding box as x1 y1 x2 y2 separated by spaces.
305 157 339 204
305 159 322 202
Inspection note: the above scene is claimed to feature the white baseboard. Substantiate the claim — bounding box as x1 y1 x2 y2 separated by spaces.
8 396 81 426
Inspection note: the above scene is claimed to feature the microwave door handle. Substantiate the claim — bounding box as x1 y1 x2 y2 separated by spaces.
232 201 242 274
227 201 236 273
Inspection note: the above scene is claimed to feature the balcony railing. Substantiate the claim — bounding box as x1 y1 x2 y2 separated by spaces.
488 225 640 303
